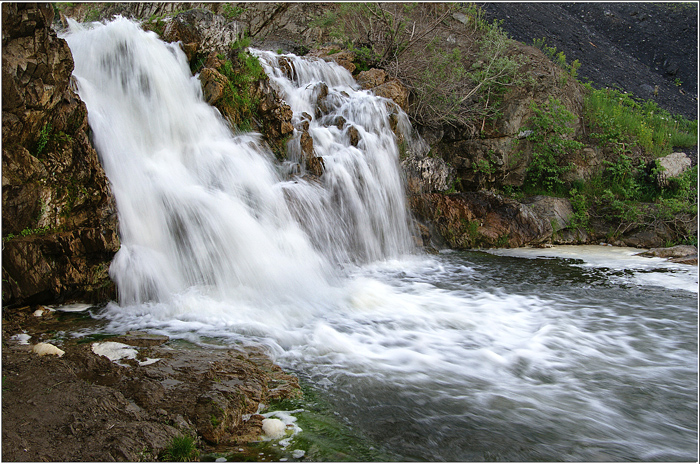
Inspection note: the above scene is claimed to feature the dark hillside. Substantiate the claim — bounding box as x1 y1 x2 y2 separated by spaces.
481 2 697 120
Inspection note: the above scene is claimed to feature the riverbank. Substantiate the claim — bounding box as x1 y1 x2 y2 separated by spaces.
1 306 301 461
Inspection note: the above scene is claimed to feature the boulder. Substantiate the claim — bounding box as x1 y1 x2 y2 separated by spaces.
308 46 356 73
371 79 410 112
356 68 388 89
198 67 227 104
162 9 243 62
410 191 573 248
655 152 692 187
402 154 454 195
2 3 120 306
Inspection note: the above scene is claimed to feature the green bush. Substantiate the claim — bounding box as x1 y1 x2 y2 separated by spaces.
311 3 523 129
523 97 582 194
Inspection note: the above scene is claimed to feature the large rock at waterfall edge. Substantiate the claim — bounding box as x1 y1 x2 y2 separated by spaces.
1 311 302 460
410 191 576 248
163 8 243 62
2 3 119 306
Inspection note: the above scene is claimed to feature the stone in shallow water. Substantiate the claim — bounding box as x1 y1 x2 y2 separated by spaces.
115 330 170 347
261 418 287 439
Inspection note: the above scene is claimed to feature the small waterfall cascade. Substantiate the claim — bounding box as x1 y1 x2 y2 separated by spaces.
63 17 419 306
253 49 419 265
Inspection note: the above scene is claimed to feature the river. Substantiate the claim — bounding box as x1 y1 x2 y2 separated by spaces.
63 17 698 462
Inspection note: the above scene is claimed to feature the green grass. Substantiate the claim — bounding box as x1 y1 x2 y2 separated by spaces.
160 435 199 462
584 84 698 158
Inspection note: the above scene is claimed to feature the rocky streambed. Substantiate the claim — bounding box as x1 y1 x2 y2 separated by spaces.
1 306 302 462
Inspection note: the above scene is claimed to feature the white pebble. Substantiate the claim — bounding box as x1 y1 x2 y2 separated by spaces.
10 333 31 345
32 342 65 357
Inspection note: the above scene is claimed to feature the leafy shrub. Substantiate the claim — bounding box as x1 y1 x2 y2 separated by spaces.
523 97 582 194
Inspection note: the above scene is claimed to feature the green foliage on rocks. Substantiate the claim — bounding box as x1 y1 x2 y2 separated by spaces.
522 97 582 194
312 3 524 129
584 84 698 158
3 225 53 242
216 44 266 131
34 123 52 157
568 151 697 245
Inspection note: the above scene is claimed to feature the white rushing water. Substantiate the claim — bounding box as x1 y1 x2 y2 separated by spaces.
64 18 697 462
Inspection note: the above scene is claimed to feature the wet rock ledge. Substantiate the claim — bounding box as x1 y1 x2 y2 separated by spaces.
1 309 300 462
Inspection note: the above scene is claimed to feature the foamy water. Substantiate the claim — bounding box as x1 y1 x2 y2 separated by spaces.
63 18 697 461
488 245 698 293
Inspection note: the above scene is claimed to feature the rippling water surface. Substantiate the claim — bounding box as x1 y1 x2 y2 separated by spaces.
97 246 697 461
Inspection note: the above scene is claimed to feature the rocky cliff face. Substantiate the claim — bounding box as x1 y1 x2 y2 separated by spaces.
2 3 120 306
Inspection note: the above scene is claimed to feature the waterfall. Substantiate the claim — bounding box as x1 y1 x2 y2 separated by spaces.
253 49 417 265
59 18 698 462
63 18 417 307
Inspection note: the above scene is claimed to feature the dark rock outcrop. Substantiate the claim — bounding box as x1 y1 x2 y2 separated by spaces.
2 3 120 306
410 191 576 249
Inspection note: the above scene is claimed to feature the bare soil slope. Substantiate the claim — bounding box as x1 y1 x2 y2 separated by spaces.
482 2 697 120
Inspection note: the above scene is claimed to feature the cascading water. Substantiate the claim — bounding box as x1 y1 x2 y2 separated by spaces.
252 49 419 265
64 18 697 462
